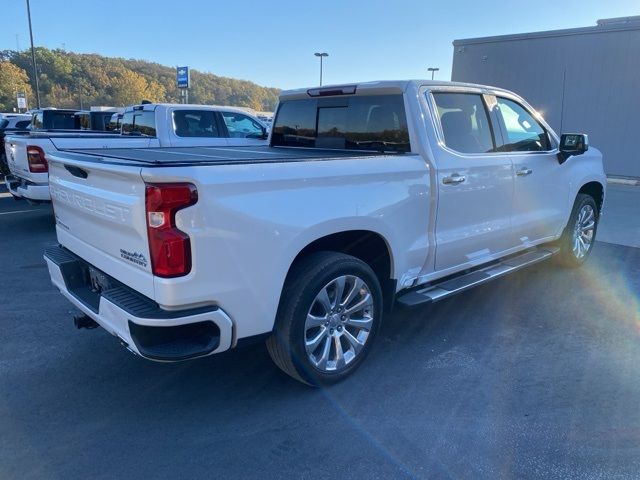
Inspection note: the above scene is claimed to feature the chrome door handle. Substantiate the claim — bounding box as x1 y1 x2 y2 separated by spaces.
442 173 466 185
516 167 533 176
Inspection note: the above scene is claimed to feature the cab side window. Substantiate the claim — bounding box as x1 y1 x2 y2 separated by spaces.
495 98 551 152
173 110 221 137
432 93 495 154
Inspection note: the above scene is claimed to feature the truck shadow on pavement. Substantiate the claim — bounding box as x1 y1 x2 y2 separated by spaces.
42 242 640 402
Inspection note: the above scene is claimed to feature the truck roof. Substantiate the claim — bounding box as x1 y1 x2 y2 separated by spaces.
125 103 258 115
278 79 511 100
1 113 31 119
31 108 84 113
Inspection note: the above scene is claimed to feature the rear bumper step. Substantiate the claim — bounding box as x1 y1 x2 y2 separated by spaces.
44 245 234 361
397 246 559 308
4 174 50 202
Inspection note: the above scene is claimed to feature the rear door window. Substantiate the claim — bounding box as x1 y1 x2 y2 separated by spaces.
271 94 410 152
431 92 495 154
173 110 221 137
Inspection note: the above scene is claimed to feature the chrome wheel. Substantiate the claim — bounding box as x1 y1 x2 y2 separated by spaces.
304 275 374 372
572 204 595 259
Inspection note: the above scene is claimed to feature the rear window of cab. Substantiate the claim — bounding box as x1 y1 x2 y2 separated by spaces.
271 94 410 152
121 110 156 137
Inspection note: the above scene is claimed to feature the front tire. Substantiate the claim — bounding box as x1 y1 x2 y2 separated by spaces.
557 194 599 267
266 252 383 386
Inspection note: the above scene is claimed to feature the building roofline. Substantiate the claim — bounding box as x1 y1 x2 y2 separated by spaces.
453 16 640 46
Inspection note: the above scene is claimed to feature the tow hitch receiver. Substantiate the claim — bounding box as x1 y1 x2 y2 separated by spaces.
74 314 99 330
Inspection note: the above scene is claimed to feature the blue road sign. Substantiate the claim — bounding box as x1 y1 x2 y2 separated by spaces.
176 66 189 88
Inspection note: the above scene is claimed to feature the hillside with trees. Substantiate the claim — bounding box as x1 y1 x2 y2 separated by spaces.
0 47 280 112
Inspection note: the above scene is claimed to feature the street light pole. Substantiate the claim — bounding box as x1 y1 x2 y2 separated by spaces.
427 67 440 80
314 52 328 86
26 0 41 108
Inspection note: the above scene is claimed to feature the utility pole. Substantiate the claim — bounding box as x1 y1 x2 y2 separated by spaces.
314 52 328 86
26 0 41 108
427 67 440 80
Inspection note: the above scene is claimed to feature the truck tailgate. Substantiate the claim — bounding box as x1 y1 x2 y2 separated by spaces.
5 135 33 180
47 152 155 299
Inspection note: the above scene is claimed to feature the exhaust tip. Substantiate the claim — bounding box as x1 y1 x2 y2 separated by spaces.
73 314 99 330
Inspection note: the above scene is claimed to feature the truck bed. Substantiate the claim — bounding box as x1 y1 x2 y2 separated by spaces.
57 145 393 166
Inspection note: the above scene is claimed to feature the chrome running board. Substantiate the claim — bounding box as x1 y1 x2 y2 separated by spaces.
396 246 560 308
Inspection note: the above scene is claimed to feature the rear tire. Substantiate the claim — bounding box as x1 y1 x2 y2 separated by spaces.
266 251 383 386
556 194 598 268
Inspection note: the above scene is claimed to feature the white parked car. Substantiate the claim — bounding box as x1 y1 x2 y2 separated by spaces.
44 80 605 385
4 103 268 202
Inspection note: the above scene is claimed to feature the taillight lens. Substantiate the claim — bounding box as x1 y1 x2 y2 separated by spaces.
145 183 198 278
27 145 48 173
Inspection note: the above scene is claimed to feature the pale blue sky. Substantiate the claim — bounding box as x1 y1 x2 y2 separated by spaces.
2 0 639 89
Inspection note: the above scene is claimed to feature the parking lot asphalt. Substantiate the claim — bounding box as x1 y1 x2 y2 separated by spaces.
1 184 640 480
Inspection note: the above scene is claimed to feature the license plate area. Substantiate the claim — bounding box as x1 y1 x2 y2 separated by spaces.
88 266 112 294
47 246 123 314
6 175 19 190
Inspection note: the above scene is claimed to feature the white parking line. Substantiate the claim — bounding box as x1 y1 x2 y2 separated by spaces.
0 193 12 198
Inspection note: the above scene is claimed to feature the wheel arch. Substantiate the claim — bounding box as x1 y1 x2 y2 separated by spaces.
284 230 396 312
577 181 605 214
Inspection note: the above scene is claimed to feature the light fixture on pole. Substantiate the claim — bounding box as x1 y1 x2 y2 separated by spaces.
427 67 440 80
25 0 41 108
314 52 328 86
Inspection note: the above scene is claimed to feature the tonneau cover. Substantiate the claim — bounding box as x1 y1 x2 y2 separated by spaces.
56 145 391 166
16 131 118 138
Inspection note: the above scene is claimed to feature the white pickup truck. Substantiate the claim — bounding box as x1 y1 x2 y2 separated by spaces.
44 80 605 385
4 103 268 202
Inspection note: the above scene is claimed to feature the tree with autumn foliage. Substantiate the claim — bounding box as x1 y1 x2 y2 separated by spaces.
0 61 33 111
0 47 279 111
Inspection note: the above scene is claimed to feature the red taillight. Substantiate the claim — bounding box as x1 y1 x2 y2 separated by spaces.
27 145 48 173
145 183 198 278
